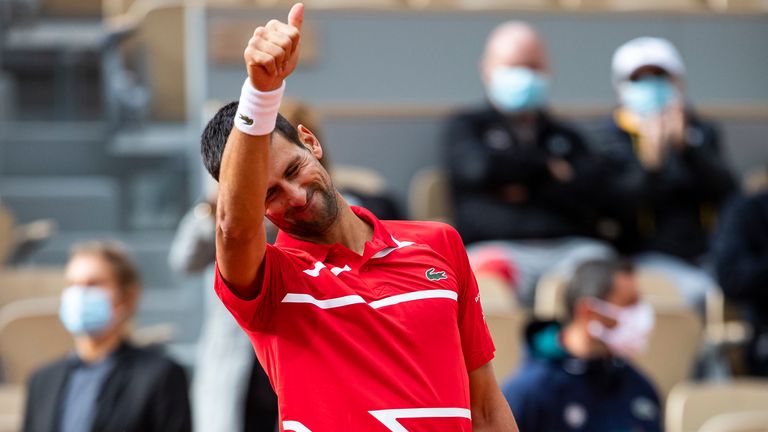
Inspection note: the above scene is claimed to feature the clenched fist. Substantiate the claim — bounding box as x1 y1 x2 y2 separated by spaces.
244 3 304 92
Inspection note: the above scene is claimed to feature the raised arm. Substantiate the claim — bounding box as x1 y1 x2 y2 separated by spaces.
216 4 304 297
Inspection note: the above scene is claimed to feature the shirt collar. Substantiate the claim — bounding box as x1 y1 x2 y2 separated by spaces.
275 206 398 262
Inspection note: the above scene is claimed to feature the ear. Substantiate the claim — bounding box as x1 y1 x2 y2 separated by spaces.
297 124 323 160
118 284 141 318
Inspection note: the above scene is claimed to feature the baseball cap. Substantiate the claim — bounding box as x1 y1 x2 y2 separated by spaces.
611 37 686 86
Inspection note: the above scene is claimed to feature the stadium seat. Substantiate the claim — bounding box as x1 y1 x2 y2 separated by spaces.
0 384 25 432
666 379 768 432
560 0 705 10
408 167 452 223
0 208 13 267
485 310 528 381
708 0 768 11
743 166 768 195
631 306 703 403
0 297 73 384
0 268 66 309
331 165 388 196
261 0 407 8
699 410 768 432
636 271 686 308
408 0 556 10
105 0 187 121
477 274 518 313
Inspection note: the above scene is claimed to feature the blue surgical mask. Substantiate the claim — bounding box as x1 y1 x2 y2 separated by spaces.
487 66 549 113
619 77 676 116
59 285 114 336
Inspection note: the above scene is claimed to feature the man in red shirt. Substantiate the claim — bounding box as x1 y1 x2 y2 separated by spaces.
200 4 518 431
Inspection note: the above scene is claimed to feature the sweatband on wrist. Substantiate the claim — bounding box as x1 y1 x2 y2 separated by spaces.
234 78 285 136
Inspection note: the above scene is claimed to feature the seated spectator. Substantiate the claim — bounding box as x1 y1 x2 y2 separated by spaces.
599 37 738 309
712 191 768 375
502 259 661 432
444 21 613 306
24 241 191 432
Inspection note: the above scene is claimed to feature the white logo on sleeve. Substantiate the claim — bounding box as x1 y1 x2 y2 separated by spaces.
563 403 587 429
631 396 658 421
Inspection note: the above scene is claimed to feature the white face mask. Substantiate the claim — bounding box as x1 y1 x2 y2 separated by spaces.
487 66 549 113
587 299 655 358
59 285 115 336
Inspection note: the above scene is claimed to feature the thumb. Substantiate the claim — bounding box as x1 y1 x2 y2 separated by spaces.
288 3 304 31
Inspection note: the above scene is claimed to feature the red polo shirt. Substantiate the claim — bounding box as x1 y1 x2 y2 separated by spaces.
215 206 495 432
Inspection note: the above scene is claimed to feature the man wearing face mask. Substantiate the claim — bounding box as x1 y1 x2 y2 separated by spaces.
501 259 661 431
23 241 191 432
444 22 613 306
599 37 738 309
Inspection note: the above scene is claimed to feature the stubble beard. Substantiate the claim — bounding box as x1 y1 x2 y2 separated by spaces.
282 182 339 239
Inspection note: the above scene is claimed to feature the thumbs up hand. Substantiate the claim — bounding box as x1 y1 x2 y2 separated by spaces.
243 3 304 92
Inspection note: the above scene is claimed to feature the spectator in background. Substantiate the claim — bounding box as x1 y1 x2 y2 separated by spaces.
599 37 738 309
24 241 191 432
444 21 613 306
712 190 768 375
502 259 661 432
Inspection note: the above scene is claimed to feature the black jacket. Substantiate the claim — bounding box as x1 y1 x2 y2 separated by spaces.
598 112 737 261
23 342 191 432
713 192 768 314
444 105 608 244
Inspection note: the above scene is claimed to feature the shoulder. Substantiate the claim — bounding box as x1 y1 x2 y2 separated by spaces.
445 106 500 129
28 356 70 387
122 345 187 379
384 220 463 248
501 359 557 401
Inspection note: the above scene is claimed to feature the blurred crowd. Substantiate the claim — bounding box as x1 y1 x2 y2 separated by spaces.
0 8 766 432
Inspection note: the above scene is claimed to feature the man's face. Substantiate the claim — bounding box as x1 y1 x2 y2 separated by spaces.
264 131 339 238
590 271 640 329
481 24 548 84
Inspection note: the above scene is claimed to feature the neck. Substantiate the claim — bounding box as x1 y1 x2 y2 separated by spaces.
304 194 373 255
561 322 609 359
74 326 124 364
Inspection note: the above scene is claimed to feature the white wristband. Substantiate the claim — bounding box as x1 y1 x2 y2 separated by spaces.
234 78 285 136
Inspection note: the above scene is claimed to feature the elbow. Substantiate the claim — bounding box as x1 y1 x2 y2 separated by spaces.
216 214 262 243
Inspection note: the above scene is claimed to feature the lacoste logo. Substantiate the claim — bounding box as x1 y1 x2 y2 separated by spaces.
425 268 447 281
238 113 254 126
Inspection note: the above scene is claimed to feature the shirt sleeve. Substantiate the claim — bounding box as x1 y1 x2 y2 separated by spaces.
213 244 295 333
443 224 496 372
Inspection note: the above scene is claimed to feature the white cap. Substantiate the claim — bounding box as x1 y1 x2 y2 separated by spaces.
611 37 686 86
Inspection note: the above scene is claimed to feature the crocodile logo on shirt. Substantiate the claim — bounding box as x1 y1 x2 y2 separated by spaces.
425 268 447 281
238 113 254 126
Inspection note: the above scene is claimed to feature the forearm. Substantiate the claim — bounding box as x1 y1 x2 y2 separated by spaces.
472 391 518 432
470 363 519 432
217 129 268 240
215 128 270 292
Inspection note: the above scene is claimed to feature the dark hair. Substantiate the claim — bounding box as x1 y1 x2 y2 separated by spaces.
200 101 304 181
70 240 141 293
563 259 633 321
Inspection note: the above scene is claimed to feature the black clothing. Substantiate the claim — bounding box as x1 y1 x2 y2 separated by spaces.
598 112 737 261
712 192 768 374
444 106 607 244
23 342 191 432
243 353 278 432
